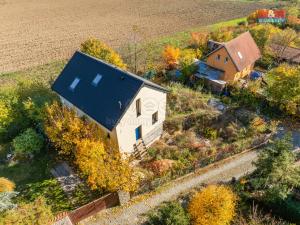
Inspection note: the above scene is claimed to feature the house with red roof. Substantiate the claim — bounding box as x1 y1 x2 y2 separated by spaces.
206 31 261 82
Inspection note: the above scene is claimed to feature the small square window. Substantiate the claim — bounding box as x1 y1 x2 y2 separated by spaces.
216 54 221 61
152 112 158 125
136 99 141 117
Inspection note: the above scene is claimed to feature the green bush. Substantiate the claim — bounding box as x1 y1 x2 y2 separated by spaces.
148 202 190 225
0 82 57 143
12 128 44 156
203 127 218 140
0 197 53 225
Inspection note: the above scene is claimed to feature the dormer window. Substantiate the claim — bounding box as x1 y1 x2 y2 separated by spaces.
92 74 102 86
238 51 243 59
69 77 80 91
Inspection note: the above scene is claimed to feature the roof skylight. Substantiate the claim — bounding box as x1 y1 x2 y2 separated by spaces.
238 51 243 59
92 74 103 86
69 77 80 91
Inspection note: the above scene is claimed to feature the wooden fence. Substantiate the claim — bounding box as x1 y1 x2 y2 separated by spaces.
69 192 120 224
54 192 120 225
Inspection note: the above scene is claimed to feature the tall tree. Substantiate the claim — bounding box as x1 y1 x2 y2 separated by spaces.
44 101 139 192
81 38 127 69
270 28 300 63
265 64 300 116
253 135 300 202
76 139 139 192
162 46 180 69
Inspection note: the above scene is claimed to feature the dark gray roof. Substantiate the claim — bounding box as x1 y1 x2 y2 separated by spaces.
52 51 168 131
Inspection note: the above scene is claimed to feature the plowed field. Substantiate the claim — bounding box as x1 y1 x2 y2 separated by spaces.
0 0 272 73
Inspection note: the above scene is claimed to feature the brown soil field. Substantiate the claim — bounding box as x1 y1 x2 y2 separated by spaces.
0 0 273 73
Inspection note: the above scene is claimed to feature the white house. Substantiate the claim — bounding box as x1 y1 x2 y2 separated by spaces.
52 51 168 156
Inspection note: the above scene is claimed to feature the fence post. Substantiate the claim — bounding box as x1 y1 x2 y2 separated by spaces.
117 191 130 206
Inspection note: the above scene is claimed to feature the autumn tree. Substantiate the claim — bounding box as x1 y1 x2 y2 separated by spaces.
249 24 281 52
162 45 180 69
188 185 237 225
44 101 107 157
179 49 198 84
190 32 209 53
270 28 300 63
76 139 139 192
247 10 258 24
210 28 234 42
0 197 53 225
0 178 15 193
81 38 127 69
265 64 300 116
44 101 139 192
252 135 300 202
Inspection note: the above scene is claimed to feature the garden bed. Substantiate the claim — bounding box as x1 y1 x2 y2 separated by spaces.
136 83 277 193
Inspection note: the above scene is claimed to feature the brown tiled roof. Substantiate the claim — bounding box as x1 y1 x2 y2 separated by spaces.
270 44 300 64
208 32 261 72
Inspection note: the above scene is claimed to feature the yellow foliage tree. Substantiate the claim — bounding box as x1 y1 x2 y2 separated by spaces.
0 177 15 192
44 101 139 192
188 185 237 225
162 45 180 69
210 28 234 43
44 101 90 157
0 98 13 134
81 38 127 69
76 139 139 192
190 32 209 51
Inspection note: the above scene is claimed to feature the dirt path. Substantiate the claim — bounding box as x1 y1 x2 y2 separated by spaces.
0 0 273 73
83 150 258 225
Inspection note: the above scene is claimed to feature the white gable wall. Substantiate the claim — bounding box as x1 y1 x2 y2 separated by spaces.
115 86 167 154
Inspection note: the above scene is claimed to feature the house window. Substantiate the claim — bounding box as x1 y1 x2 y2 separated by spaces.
136 99 141 117
152 112 158 125
216 54 221 61
69 77 80 91
224 57 229 64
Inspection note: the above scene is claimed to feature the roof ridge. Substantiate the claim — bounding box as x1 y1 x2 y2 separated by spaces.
224 31 250 46
76 51 168 92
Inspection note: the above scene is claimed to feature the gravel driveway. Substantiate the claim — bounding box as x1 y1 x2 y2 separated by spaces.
83 150 258 225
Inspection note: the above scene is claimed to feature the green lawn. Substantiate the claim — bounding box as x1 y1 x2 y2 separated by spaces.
0 148 73 212
0 152 54 188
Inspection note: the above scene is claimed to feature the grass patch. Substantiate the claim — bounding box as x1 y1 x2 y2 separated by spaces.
0 60 66 90
0 151 54 189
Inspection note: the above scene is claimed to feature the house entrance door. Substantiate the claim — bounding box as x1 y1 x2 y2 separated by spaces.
135 126 142 141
